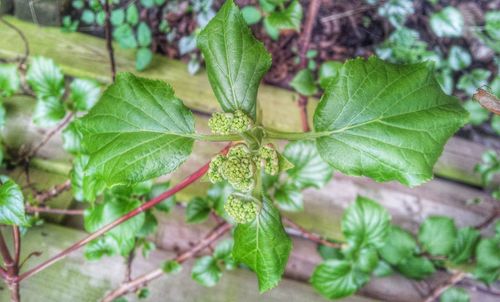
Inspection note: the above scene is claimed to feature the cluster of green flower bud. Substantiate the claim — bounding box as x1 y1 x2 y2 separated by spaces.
224 193 260 224
258 145 279 176
208 110 253 134
208 145 256 192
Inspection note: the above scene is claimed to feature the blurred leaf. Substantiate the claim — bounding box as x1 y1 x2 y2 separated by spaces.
0 64 20 97
81 9 95 24
377 0 414 28
263 17 279 40
178 35 197 55
84 236 118 260
267 0 303 32
62 120 84 155
485 11 500 40
137 22 152 47
457 69 491 96
396 256 435 279
70 78 100 111
311 260 369 299
436 68 454 95
274 184 303 212
241 6 262 25
33 96 66 127
185 197 211 223
111 9 125 26
126 4 139 25
440 287 469 302
474 150 500 186
418 216 457 256
378 225 416 265
113 24 137 49
27 57 64 99
191 256 222 287
319 61 342 89
449 227 480 265
140 0 154 8
290 69 317 96
447 46 471 71
162 260 182 274
355 247 379 273
463 100 489 126
430 7 464 37
0 179 28 226
135 47 153 71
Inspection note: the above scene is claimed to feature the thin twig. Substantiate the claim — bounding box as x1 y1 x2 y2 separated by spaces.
124 249 135 283
102 222 231 302
283 217 342 249
18 251 42 270
12 227 20 267
27 112 74 159
0 229 14 272
34 179 72 205
474 208 500 230
422 271 466 302
26 206 84 216
0 17 29 67
320 6 373 23
103 0 117 81
473 88 500 115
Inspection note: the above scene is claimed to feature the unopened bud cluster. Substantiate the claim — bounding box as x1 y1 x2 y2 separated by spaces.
208 110 253 134
224 193 260 224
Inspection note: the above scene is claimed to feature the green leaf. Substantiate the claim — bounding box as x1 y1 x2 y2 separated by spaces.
476 238 500 270
430 7 464 37
126 4 139 25
136 210 157 238
113 24 137 49
233 197 292 292
0 179 28 226
283 140 333 189
96 11 106 26
241 6 262 25
111 9 125 26
259 0 276 13
449 227 480 264
137 288 149 299
355 247 379 273
214 238 234 261
463 100 489 126
70 78 100 111
377 0 414 28
457 69 491 96
436 68 454 95
0 64 20 97
33 96 66 127
311 260 368 299
135 47 153 71
342 196 390 249
396 256 435 279
185 197 211 223
440 287 469 302
274 184 303 212
263 17 279 40
140 0 154 8
81 9 95 24
266 0 303 32
197 0 272 120
447 46 471 71
313 57 468 186
290 69 318 96
27 57 64 99
492 115 500 136
378 225 417 265
72 0 84 9
137 22 152 47
62 121 84 155
418 216 457 256
84 197 145 256
319 61 342 89
317 244 343 260
485 11 500 40
191 256 222 287
79 73 195 187
84 236 117 260
162 260 182 274
372 260 393 277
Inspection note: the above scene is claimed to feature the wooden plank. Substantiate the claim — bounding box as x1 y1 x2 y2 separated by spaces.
0 16 498 186
0 224 375 302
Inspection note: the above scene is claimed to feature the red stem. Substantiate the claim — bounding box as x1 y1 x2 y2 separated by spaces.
17 145 230 282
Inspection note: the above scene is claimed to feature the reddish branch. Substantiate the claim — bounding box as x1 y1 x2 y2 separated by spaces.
103 0 116 81
102 222 231 302
27 112 74 159
283 217 342 249
0 228 20 301
473 88 500 115
34 179 72 204
17 144 231 282
422 272 466 302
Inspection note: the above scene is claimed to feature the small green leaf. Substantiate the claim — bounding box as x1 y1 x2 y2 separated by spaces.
449 227 480 264
33 96 66 127
440 287 469 302
311 260 368 299
274 184 303 212
126 4 139 25
241 6 262 25
0 64 20 97
396 256 435 279
319 61 342 89
457 69 492 96
113 24 137 49
72 0 84 9
259 0 276 13
96 11 106 26
430 7 464 37
84 236 117 260
70 78 100 111
342 196 390 249
463 100 489 126
79 73 195 187
137 22 152 47
135 47 153 71
214 238 234 261
191 256 222 287
0 179 28 226
355 247 379 273
476 238 500 270
290 69 317 96
266 0 303 32
314 57 468 186
436 68 454 95
62 121 84 155
185 197 211 223
137 288 149 299
197 0 272 120
81 9 95 24
378 225 417 265
136 211 157 238
447 46 471 71
233 197 292 292
162 260 182 274
111 9 125 26
263 17 279 40
418 216 457 256
317 244 343 260
372 260 393 277
485 11 500 40
27 57 64 99
283 140 333 189
140 0 154 8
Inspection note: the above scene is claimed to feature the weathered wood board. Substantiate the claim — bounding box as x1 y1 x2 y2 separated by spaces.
0 224 375 302
0 16 498 187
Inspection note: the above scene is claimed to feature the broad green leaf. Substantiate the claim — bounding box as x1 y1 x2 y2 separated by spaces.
396 256 435 279
162 260 182 274
355 247 379 273
430 7 464 37
476 238 500 270
135 47 153 71
137 22 152 47
290 69 317 96
111 9 125 26
70 78 100 111
457 69 491 96
274 184 303 212
0 179 28 226
241 6 262 25
266 0 303 32
84 236 118 260
313 57 468 186
0 64 20 97
197 0 272 119
418 216 457 256
33 96 66 127
27 57 64 99
449 227 480 264
185 197 211 223
319 61 342 89
233 197 292 292
84 197 145 256
191 256 222 287
311 260 368 299
136 210 157 238
378 225 416 265
440 287 469 302
342 196 390 249
283 140 333 189
126 4 139 25
113 24 137 49
463 100 489 126
79 73 195 187
447 46 471 71
214 238 234 260
62 120 84 155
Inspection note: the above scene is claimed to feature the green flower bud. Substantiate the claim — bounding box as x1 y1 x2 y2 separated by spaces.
231 110 252 133
208 154 226 183
259 145 279 175
224 193 260 224
208 112 233 134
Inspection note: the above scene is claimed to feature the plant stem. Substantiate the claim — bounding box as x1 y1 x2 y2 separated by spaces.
26 206 84 216
103 0 116 81
17 144 231 282
34 179 72 204
0 228 20 301
283 217 342 249
27 112 74 159
0 17 29 67
422 271 466 302
101 222 231 302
